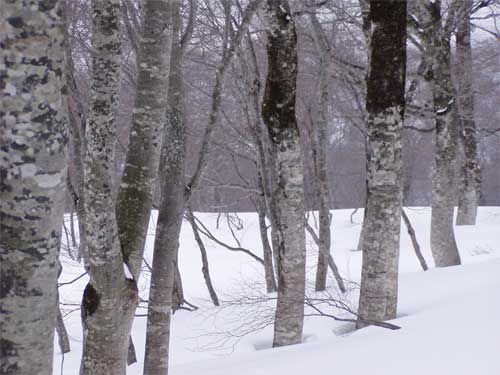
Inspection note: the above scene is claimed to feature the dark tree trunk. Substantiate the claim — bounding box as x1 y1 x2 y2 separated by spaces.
357 0 406 328
262 0 306 348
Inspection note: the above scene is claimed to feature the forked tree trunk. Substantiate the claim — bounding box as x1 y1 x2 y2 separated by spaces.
80 0 172 373
143 1 191 373
262 0 306 348
1 2 68 373
357 0 406 328
80 1 136 374
456 0 481 225
422 0 462 267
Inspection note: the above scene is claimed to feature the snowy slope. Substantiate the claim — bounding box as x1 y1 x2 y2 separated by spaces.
54 207 500 374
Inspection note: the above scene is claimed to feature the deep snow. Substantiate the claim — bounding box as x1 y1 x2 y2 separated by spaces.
55 207 500 374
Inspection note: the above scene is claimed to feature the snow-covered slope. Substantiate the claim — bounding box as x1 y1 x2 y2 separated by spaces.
55 207 500 374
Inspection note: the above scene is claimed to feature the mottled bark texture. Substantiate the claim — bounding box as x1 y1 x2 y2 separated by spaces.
422 0 461 267
80 0 172 373
262 0 306 348
1 1 68 373
115 0 172 279
456 0 480 225
80 1 136 374
143 1 185 373
357 0 406 328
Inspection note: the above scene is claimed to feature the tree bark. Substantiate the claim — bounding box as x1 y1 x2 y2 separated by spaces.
1 2 68 373
262 0 306 348
80 0 172 373
422 0 462 267
143 1 189 373
115 0 173 279
80 2 136 374
56 307 71 354
401 209 428 271
309 13 335 292
256 193 278 293
456 0 481 225
357 0 406 328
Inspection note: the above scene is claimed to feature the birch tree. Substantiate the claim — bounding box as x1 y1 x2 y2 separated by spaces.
357 0 406 328
261 0 306 347
1 1 68 373
80 0 172 373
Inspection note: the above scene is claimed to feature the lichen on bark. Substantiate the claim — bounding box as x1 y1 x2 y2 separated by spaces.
1 1 68 373
357 0 406 327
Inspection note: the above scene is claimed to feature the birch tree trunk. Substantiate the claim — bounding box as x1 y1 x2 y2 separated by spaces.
456 0 481 225
357 0 406 328
80 0 172 373
1 2 68 373
422 0 462 267
262 0 306 347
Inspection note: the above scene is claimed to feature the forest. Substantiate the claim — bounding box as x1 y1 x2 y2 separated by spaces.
1 0 499 374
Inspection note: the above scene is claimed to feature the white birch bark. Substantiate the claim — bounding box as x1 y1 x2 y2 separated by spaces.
1 2 68 373
357 0 406 327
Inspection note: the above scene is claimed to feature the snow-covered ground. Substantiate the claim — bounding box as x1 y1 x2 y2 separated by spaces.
55 207 500 374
